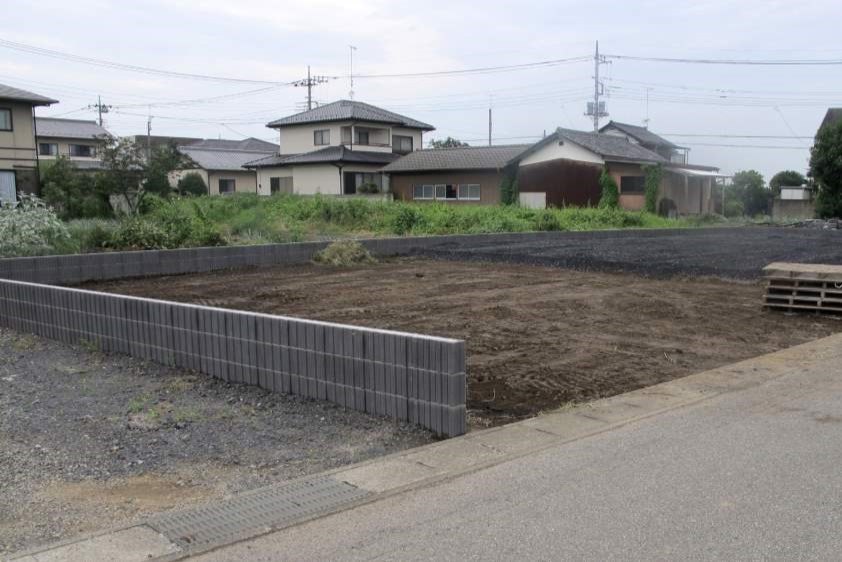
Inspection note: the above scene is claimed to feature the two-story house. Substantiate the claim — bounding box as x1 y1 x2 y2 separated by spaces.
0 83 57 204
35 117 111 170
245 100 434 196
599 121 689 164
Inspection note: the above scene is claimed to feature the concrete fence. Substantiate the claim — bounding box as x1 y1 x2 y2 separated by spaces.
0 278 467 436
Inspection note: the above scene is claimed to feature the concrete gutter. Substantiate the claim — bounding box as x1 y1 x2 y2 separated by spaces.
9 332 842 562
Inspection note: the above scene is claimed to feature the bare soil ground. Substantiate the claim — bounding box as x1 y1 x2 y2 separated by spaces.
84 258 842 427
0 329 432 554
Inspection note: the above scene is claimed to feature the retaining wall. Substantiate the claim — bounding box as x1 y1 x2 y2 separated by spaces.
0 279 467 436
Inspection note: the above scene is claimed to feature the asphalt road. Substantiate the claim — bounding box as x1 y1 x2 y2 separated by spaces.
194 337 842 561
419 226 842 278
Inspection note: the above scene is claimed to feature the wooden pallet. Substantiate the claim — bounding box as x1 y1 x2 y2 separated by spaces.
763 262 842 316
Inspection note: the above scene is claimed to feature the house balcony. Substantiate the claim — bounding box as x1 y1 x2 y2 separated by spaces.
341 125 392 152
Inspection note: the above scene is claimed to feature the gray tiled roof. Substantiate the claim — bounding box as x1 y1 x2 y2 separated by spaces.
267 100 434 131
0 83 57 106
381 145 531 173
524 128 666 164
245 145 400 168
600 121 680 149
36 117 111 140
183 137 278 152
180 147 276 171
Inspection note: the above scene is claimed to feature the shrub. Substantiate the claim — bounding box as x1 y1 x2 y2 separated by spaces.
0 195 71 256
598 169 619 209
313 240 376 266
178 172 208 197
643 164 662 214
534 210 563 231
357 182 380 194
65 219 118 253
390 205 424 235
108 201 225 250
40 157 111 220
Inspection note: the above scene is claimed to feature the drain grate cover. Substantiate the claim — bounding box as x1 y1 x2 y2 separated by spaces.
148 475 370 551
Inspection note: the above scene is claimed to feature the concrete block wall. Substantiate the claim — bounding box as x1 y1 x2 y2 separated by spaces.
0 279 467 436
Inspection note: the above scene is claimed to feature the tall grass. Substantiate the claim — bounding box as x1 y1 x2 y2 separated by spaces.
45 193 691 257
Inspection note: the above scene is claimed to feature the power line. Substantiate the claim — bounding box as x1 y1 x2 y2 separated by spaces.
662 133 813 139
605 53 842 65
0 38 295 85
682 142 811 149
352 55 591 79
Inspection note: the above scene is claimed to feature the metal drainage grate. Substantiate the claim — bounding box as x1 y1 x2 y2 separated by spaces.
148 475 370 551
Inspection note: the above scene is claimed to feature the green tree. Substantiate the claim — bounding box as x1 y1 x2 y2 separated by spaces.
769 170 807 197
810 121 842 218
40 157 111 219
97 138 150 215
729 170 768 216
430 137 470 148
598 169 619 209
642 164 662 214
177 172 208 197
145 141 186 197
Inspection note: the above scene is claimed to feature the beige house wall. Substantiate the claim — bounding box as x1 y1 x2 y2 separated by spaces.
0 102 37 172
256 167 294 196
207 170 258 195
277 121 424 156
35 136 100 163
290 164 342 195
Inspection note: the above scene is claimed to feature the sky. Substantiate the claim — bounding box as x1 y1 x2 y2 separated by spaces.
3 0 842 180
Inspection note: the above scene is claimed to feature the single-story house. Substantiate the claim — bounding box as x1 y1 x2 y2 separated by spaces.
381 144 531 204
35 117 111 170
382 126 724 215
514 128 724 214
169 137 278 195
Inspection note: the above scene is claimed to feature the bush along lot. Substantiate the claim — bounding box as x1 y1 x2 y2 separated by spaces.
0 193 699 257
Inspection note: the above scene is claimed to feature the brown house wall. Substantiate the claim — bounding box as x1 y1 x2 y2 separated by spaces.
517 158 601 207
389 170 503 205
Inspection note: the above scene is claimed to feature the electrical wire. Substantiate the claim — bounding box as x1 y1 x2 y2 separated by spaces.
605 53 842 66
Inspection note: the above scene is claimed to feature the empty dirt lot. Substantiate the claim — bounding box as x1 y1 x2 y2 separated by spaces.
85 257 842 427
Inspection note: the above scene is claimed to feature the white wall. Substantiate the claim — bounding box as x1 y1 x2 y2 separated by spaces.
519 138 604 167
278 123 345 155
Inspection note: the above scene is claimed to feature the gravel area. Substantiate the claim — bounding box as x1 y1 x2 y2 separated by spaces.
415 227 842 279
0 329 433 555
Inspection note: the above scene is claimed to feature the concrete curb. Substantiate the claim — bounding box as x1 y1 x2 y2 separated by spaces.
9 332 842 562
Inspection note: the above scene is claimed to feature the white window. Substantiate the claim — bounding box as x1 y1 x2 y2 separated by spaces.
0 109 11 131
314 129 330 146
413 184 435 200
218 178 236 194
39 143 58 156
458 184 481 201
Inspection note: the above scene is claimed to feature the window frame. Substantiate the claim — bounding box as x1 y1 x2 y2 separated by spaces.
313 129 330 146
392 134 413 154
412 184 435 200
620 175 646 194
458 184 481 201
69 144 95 158
218 178 236 194
0 108 12 132
39 143 58 156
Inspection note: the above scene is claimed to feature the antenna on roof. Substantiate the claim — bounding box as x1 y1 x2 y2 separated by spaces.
643 87 653 128
348 45 357 100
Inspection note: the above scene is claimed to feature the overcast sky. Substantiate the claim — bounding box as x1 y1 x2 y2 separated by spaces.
3 0 841 179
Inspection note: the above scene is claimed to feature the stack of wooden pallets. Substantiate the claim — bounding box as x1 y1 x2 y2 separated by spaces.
763 262 842 315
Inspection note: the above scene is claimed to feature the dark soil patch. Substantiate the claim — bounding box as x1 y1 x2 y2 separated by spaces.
83 258 842 428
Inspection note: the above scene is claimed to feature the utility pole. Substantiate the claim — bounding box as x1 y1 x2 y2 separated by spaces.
348 45 357 100
488 94 493 146
87 95 112 127
292 66 329 111
586 40 609 132
146 106 152 161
